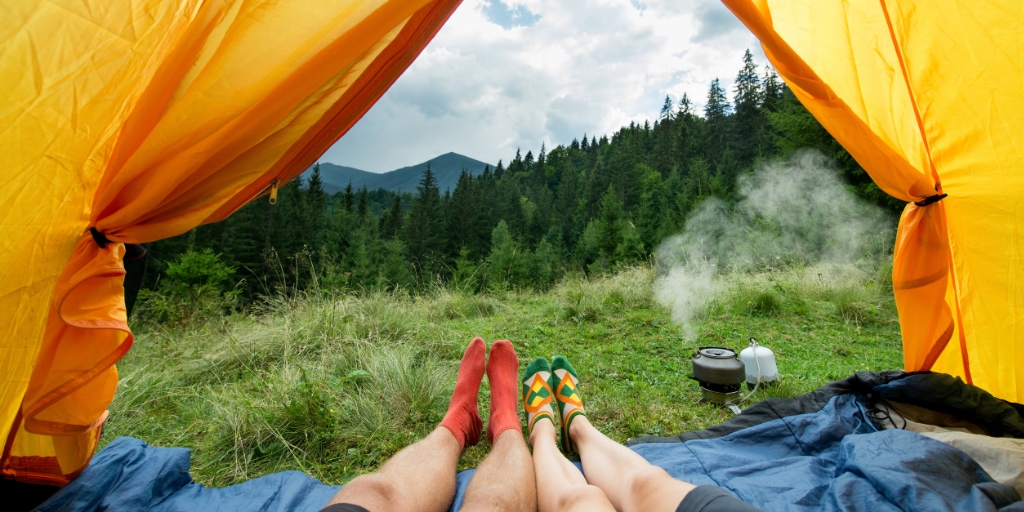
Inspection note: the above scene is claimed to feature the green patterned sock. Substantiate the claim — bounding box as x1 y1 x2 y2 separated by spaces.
550 355 585 454
522 357 555 437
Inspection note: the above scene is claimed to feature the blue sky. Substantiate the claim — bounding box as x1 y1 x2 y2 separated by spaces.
320 0 766 173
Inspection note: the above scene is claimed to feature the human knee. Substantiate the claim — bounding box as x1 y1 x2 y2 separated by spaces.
554 484 608 511
462 486 522 512
628 465 673 501
342 474 413 511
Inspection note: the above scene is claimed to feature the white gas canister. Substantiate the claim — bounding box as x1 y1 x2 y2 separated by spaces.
739 338 778 386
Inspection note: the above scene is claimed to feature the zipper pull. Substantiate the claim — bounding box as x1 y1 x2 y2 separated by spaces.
269 179 281 204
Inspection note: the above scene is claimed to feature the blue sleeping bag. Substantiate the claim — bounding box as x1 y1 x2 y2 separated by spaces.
38 372 1024 511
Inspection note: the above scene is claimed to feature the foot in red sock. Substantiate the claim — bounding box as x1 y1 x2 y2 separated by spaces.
439 337 486 449
486 339 522 443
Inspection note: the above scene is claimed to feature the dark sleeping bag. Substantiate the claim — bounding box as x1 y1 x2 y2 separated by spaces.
628 371 1024 511
37 372 1024 511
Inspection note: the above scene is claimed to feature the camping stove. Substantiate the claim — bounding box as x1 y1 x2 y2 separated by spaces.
691 347 746 405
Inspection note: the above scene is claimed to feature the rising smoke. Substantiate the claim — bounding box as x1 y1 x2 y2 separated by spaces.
654 150 892 336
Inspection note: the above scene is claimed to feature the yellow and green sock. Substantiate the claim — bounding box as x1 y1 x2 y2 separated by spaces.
551 355 585 454
522 357 555 436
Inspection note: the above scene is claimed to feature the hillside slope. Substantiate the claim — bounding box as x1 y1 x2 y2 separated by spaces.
304 164 378 194
113 264 901 486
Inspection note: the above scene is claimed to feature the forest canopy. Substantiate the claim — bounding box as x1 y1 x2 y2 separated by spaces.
142 50 898 305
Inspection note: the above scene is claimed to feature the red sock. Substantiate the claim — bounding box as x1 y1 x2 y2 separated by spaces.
486 339 522 443
439 337 485 449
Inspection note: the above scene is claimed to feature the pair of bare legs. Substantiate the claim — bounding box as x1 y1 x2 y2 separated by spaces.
324 338 535 512
529 410 695 512
325 427 535 512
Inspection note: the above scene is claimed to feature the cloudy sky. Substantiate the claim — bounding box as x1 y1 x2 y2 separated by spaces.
320 0 767 173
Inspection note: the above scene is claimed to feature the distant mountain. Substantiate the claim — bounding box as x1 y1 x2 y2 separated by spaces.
303 164 379 194
303 152 494 194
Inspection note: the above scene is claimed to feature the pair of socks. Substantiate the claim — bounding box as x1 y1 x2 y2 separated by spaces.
438 337 522 449
523 356 586 453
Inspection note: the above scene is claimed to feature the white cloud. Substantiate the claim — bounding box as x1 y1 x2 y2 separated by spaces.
320 0 765 172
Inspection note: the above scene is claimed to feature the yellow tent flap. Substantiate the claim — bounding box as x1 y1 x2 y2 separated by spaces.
724 0 1024 401
5 0 1023 487
1 0 461 484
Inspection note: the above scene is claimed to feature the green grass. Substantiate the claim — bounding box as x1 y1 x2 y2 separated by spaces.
108 263 902 487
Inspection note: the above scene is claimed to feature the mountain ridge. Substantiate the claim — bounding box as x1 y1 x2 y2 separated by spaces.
303 152 493 194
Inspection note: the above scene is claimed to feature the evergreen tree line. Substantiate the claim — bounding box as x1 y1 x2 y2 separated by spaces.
145 50 901 298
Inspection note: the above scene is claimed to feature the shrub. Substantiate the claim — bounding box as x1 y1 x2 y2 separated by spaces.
136 249 238 325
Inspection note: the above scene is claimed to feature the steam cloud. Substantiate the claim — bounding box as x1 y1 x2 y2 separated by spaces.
654 150 892 336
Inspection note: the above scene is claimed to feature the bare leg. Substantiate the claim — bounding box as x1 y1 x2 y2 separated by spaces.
462 339 536 511
325 337 488 511
528 418 613 512
571 416 694 512
461 429 536 511
325 428 461 512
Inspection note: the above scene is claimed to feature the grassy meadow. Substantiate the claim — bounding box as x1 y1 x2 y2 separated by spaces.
108 262 902 487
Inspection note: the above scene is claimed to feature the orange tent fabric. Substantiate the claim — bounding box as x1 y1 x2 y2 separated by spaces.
1 0 460 484
723 0 1024 402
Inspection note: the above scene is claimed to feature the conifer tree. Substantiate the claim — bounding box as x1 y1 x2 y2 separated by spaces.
402 165 445 281
761 65 784 113
615 220 645 264
487 220 533 290
672 93 699 168
498 178 526 238
596 185 623 262
508 149 524 175
575 220 601 268
533 144 548 188
380 238 413 291
714 149 741 197
327 193 355 266
380 194 403 239
347 217 380 290
533 238 557 288
446 170 487 259
635 164 666 251
306 164 327 248
678 94 694 120
144 53 903 299
663 165 688 232
733 49 764 165
277 178 306 255
357 186 369 218
581 153 608 220
220 200 265 290
660 95 674 121
529 186 553 246
555 159 579 248
704 78 732 165
486 220 516 290
452 246 483 292
342 182 354 213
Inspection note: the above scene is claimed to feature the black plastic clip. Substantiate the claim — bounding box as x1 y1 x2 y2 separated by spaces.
89 227 111 249
914 193 947 207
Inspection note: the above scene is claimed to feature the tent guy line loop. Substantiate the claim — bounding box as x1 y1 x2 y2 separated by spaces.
913 193 948 207
89 227 112 249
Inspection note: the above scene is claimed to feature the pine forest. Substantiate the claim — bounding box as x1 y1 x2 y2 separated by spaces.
141 50 900 316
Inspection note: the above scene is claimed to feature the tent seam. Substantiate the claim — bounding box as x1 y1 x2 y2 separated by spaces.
878 0 942 192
